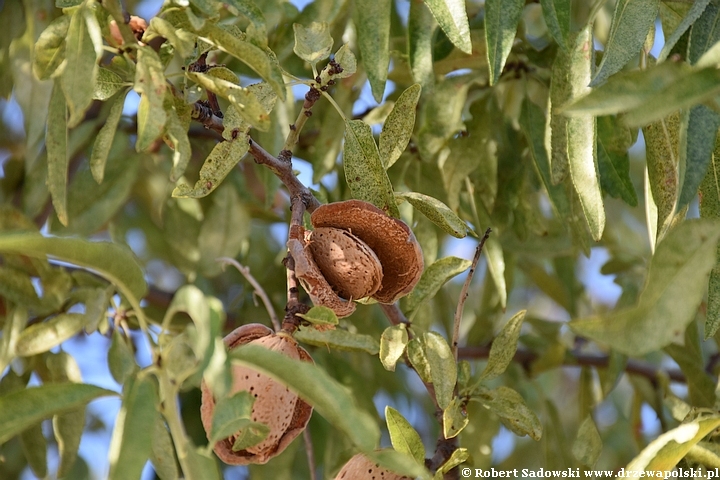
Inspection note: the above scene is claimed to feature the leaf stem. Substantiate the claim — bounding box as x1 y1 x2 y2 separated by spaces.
303 429 318 480
158 372 195 478
452 228 491 362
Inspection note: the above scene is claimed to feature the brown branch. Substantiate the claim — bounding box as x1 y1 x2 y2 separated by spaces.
452 228 491 361
281 195 310 334
458 346 686 383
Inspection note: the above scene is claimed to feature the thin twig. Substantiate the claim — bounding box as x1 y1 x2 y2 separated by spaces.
303 429 317 480
452 228 491 361
279 86 321 161
216 257 280 331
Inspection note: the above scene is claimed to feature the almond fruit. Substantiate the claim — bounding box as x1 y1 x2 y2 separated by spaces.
334 453 412 480
201 325 313 465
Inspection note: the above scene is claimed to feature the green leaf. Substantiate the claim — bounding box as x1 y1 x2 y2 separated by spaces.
379 84 421 169
643 113 680 240
293 22 333 64
540 0 571 51
424 0 471 54
354 0 391 101
15 313 87 356
677 106 720 211
0 233 148 303
19 422 47 478
442 396 469 439
231 422 270 451
46 80 69 226
484 0 524 85
700 142 720 338
93 68 125 101
333 44 357 79
0 307 26 374
209 391 254 445
90 90 128 183
567 26 604 241
572 415 602 467
563 61 686 117
549 45 570 184
597 116 638 206
396 191 466 238
197 185 249 276
33 14 70 80
231 344 380 451
424 332 456 410
434 447 469 478
108 330 137 385
146 17 195 59
473 386 542 440
61 6 102 127
479 310 526 381
688 0 720 64
108 376 157 480
296 306 339 326
134 46 167 152
379 324 408 372
164 98 193 183
406 338 431 383
0 383 116 445
187 71 272 131
403 256 471 320
200 23 285 100
172 137 250 198
626 416 720 471
408 0 435 89
220 82 277 140
658 0 712 61
569 219 720 356
150 414 179 480
343 119 399 217
294 327 380 355
590 0 660 87
385 406 425 465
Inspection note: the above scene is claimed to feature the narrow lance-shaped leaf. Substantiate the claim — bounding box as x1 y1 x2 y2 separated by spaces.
379 324 408 372
424 332 457 410
62 5 102 127
231 344 380 451
659 0 712 61
677 106 720 212
164 96 193 183
149 414 180 480
379 84 421 169
473 386 542 440
403 256 471 320
626 417 720 472
549 46 570 184
294 327 379 355
540 0 571 51
700 141 720 338
643 113 680 241
343 119 399 217
108 330 137 385
385 406 425 465
293 22 333 64
597 115 638 206
48 352 85 478
134 46 167 152
172 136 250 198
108 376 157 480
484 0 524 85
0 384 116 444
0 307 26 374
572 415 602 467
296 306 339 326
90 89 128 184
33 14 70 80
396 192 466 238
15 313 88 356
354 0 391 102
93 68 125 101
19 422 47 478
569 219 720 356
46 80 69 226
479 310 526 381
687 0 720 64
424 0 472 54
408 1 435 89
0 233 147 303
443 396 469 439
567 26 605 241
590 0 660 87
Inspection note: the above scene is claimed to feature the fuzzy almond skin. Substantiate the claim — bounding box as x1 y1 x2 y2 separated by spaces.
201 327 313 465
334 453 412 480
311 200 424 304
308 227 383 300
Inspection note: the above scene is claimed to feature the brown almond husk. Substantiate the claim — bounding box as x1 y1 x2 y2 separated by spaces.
200 325 313 465
311 200 424 303
334 453 412 480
